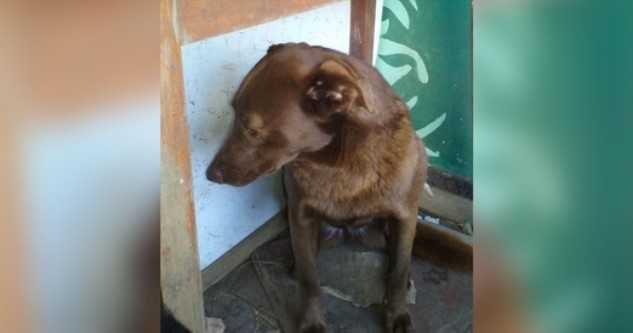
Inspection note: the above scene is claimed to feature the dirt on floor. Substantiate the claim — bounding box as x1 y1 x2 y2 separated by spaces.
204 232 472 333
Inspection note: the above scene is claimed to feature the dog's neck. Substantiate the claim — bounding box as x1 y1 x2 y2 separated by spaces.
293 112 410 173
287 106 415 200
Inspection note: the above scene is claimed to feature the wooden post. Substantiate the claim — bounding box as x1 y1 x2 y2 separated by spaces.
160 0 205 332
350 0 376 63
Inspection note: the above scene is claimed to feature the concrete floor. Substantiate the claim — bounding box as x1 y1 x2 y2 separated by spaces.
203 231 472 333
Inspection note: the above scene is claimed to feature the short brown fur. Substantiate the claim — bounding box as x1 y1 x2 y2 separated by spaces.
208 43 429 332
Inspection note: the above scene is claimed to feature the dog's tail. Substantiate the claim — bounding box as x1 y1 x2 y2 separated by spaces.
413 221 473 272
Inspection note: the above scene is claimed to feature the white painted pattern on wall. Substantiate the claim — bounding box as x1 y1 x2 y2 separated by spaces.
182 1 351 269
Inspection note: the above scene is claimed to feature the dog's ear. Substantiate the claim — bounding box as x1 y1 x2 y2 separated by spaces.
305 59 368 115
267 44 286 54
267 42 309 55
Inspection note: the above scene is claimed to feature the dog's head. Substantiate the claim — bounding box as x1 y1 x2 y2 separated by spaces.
206 43 370 186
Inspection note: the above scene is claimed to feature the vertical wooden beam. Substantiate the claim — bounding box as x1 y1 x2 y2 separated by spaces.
160 0 205 332
350 0 376 63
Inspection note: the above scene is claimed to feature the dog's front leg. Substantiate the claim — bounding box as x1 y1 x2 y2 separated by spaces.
385 213 417 333
289 204 325 333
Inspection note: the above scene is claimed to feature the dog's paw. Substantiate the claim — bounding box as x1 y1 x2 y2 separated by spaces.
299 321 327 333
385 310 414 333
299 304 327 333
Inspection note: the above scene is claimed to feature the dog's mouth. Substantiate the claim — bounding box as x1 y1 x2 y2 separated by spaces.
229 166 279 186
243 158 297 182
210 153 300 186
225 174 259 187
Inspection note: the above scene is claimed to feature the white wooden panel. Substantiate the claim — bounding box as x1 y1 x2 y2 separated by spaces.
182 1 351 269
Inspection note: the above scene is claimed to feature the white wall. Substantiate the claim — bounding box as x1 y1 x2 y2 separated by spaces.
182 1 351 269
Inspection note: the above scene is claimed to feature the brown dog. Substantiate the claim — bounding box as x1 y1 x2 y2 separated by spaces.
207 43 426 333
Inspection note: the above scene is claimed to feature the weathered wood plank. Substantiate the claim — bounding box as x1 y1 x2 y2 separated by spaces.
177 0 342 45
350 0 376 63
428 166 473 199
160 0 205 332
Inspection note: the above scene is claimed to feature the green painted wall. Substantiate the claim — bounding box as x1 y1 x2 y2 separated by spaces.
377 0 472 178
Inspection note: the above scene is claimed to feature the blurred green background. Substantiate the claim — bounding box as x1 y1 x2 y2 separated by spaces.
476 1 633 332
377 0 473 179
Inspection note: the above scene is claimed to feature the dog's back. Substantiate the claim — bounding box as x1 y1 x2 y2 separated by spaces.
280 44 427 226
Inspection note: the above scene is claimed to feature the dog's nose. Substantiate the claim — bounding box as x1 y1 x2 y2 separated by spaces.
206 163 224 183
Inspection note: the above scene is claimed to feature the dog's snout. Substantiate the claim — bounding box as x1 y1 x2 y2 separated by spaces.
206 162 224 183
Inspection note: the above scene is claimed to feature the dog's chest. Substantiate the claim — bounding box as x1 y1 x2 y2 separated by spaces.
288 165 391 221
